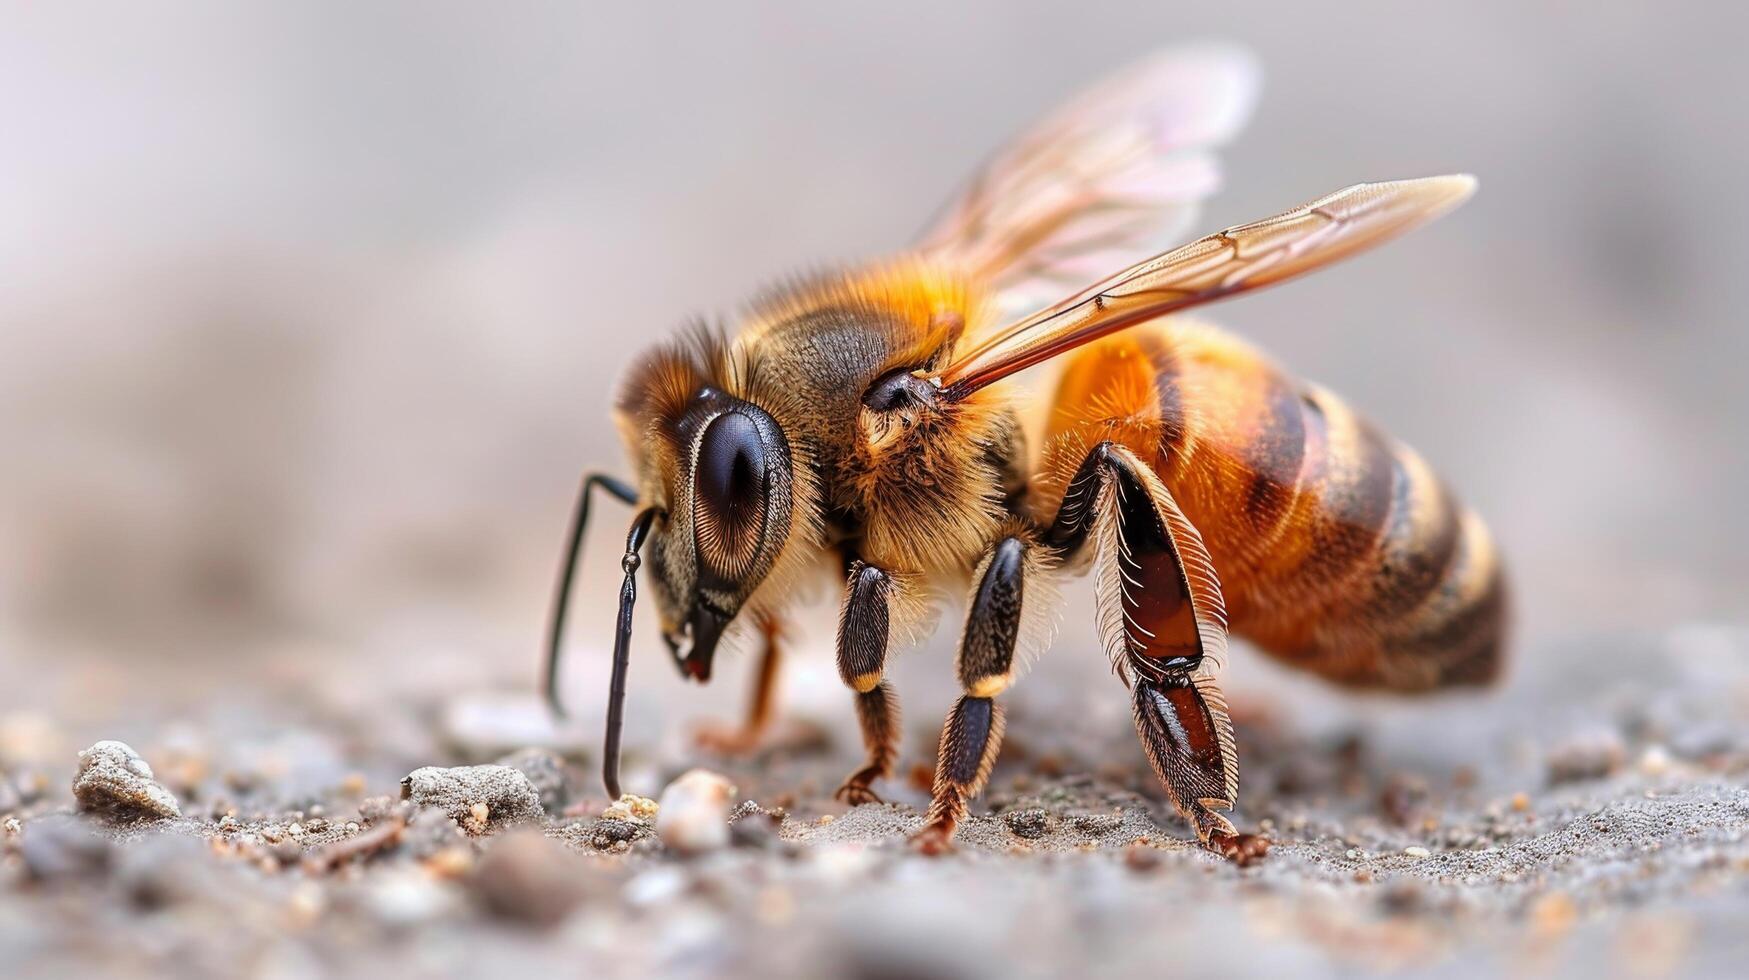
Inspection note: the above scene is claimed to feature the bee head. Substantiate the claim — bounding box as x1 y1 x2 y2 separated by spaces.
645 387 794 683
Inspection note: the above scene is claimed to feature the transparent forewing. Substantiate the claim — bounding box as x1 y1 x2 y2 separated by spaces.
918 45 1260 309
932 175 1477 398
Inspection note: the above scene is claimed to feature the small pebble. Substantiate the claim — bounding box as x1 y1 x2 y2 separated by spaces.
424 846 475 879
588 818 647 850
269 838 304 867
400 765 544 834
18 814 114 881
601 794 659 823
364 867 462 927
655 769 737 855
1545 729 1626 785
1638 745 1672 776
496 748 570 811
116 833 213 908
470 829 591 928
72 740 182 820
402 806 471 858
1004 808 1050 840
730 813 784 850
1403 845 1430 858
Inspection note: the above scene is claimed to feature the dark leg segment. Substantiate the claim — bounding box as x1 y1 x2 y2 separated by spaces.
840 683 900 805
834 561 901 804
915 536 1026 853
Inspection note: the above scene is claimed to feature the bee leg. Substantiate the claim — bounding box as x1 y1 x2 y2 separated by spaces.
1047 441 1267 864
693 616 783 755
834 561 901 805
1133 674 1267 866
913 535 1028 854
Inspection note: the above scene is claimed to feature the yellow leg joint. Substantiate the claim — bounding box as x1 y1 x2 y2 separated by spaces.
967 673 1013 699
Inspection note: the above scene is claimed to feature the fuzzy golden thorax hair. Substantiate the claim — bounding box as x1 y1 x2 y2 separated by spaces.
611 260 1031 664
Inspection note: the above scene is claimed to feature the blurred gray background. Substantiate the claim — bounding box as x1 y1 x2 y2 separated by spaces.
3 3 1745 730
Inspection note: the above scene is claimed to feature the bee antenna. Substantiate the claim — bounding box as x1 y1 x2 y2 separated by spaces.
543 473 639 719
602 506 661 801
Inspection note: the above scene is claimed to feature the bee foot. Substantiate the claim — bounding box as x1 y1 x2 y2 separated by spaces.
1206 831 1270 866
910 822 957 856
833 771 884 806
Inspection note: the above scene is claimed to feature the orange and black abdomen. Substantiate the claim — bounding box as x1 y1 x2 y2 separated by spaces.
1037 320 1506 691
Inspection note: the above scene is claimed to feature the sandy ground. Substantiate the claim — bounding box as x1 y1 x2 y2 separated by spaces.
2 622 1746 980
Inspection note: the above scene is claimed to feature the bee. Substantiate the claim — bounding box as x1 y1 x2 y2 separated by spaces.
544 45 1506 862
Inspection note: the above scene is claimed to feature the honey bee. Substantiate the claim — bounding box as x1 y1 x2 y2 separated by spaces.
544 45 1506 862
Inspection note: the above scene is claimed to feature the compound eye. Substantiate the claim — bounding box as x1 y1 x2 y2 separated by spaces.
693 411 768 583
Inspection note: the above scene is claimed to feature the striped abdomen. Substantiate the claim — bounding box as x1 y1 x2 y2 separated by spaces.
1039 320 1505 691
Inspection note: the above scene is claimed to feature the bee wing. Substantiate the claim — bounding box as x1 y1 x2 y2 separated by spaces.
932 175 1477 398
918 44 1260 310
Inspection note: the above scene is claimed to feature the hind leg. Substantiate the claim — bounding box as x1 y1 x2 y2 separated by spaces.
1045 440 1267 863
1132 676 1267 864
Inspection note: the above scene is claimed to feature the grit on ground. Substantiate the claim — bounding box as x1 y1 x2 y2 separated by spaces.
1 624 1746 979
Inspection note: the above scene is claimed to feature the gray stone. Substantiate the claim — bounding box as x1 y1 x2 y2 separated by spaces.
19 814 114 881
399 764 544 834
494 748 569 811
72 740 181 820
470 829 591 928
1003 808 1050 839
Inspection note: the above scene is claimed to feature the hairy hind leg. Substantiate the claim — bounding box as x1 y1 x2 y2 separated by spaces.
1045 439 1267 863
1132 675 1267 865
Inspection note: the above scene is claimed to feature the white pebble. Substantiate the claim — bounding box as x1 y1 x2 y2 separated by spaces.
72 740 181 819
623 866 688 907
1403 845 1431 858
1638 745 1672 776
655 769 737 854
